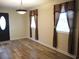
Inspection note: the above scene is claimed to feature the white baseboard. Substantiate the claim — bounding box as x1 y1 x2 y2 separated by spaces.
10 36 27 40
28 37 75 59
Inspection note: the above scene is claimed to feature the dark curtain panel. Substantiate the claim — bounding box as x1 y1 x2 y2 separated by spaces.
53 4 61 48
29 9 39 40
35 9 38 40
66 1 75 54
30 11 32 37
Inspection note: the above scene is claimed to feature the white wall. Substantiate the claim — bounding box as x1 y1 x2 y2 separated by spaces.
0 7 28 40
57 32 69 52
27 0 74 58
36 2 53 46
0 0 75 58
26 2 54 48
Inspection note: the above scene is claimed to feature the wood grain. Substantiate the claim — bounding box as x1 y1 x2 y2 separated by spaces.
0 38 73 59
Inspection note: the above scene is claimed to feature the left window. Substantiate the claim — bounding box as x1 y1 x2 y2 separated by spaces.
31 16 36 29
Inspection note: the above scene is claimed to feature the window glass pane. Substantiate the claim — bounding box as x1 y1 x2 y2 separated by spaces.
31 16 36 29
56 12 70 32
0 16 6 30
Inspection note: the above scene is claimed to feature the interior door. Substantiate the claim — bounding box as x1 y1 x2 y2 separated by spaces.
0 13 10 41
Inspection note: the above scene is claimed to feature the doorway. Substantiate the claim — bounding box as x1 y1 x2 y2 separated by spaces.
0 13 10 41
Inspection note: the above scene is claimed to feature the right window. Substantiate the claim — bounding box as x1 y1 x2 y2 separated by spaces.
53 1 75 54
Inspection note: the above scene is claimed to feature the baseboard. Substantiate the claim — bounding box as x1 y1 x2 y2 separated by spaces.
10 36 27 40
28 37 75 59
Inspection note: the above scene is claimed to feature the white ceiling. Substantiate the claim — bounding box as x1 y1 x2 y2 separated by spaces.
0 0 51 9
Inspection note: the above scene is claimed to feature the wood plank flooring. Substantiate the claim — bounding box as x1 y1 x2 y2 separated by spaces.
0 38 73 59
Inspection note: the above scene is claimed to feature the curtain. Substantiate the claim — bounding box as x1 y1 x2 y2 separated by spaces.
30 11 32 37
66 1 75 54
29 9 39 40
35 10 38 40
53 4 61 48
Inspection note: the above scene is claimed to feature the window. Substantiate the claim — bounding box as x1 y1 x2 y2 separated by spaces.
56 12 70 32
30 9 38 40
0 16 6 30
31 16 36 29
53 1 75 54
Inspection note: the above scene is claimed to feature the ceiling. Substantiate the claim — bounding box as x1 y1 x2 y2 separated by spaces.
0 0 51 9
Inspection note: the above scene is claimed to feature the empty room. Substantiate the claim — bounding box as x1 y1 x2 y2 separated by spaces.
0 0 79 59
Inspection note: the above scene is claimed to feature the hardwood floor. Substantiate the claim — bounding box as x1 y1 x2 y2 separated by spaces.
0 38 73 59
